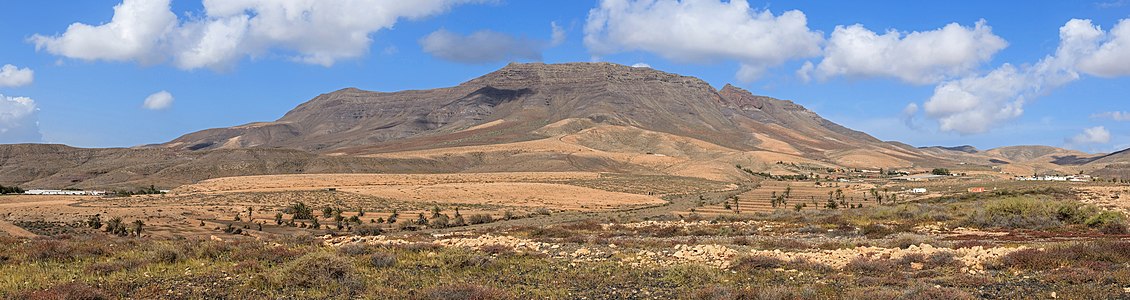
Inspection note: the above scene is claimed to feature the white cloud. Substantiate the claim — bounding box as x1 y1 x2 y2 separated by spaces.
0 95 42 143
919 19 1103 134
631 63 651 68
31 0 175 64
1077 19 1130 77
1068 126 1111 144
807 20 1007 84
584 0 823 81
1093 111 1130 121
143 91 174 110
420 28 549 63
0 65 35 87
551 21 566 46
32 0 479 70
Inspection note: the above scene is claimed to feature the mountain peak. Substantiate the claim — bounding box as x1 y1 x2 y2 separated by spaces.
466 62 714 91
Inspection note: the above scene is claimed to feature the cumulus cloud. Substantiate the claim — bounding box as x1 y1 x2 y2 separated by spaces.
1093 111 1130 121
31 0 175 64
420 23 563 64
631 63 651 68
584 0 823 81
0 65 35 87
32 0 479 70
143 91 174 110
0 95 42 143
806 20 1007 84
1077 19 1130 77
1067 126 1111 144
918 19 1106 134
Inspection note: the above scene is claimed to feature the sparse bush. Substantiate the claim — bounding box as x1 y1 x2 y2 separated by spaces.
151 246 184 264
889 233 941 249
421 283 509 300
454 255 493 269
900 284 974 300
369 252 397 268
534 208 551 216
272 252 362 294
338 244 371 256
999 241 1130 271
756 238 809 250
18 282 108 300
732 255 784 271
86 214 102 229
431 214 450 228
87 259 143 275
480 244 512 256
353 225 383 236
844 257 897 276
467 214 494 225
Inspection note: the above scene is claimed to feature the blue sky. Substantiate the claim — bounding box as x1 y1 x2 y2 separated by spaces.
0 0 1128 153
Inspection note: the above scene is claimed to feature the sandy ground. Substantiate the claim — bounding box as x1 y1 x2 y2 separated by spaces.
176 172 603 193
342 182 663 211
1076 185 1130 214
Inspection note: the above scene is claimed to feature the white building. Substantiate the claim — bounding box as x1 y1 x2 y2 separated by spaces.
24 189 106 196
910 188 928 194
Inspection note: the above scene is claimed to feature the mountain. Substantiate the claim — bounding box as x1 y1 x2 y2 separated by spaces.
161 63 950 180
2 62 1126 188
919 145 979 154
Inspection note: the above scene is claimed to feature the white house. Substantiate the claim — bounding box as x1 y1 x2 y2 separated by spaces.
24 189 106 196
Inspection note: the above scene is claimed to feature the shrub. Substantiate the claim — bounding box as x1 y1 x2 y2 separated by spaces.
1000 241 1130 271
732 255 784 271
467 214 494 225
19 282 108 300
22 239 106 262
287 202 314 220
421 283 509 300
338 244 371 256
480 244 512 256
1099 222 1128 235
151 246 184 264
87 259 144 275
528 227 576 239
533 208 551 216
687 285 748 300
889 233 941 249
844 257 897 276
86 214 102 229
900 285 974 300
272 252 362 294
454 255 493 269
353 225 383 236
1084 211 1126 229
369 252 397 268
756 238 809 250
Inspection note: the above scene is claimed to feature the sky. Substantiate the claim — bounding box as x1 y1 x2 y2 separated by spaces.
0 0 1128 153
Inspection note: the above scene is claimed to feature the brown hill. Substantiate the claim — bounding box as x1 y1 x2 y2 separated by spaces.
164 63 942 171
4 62 1127 188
